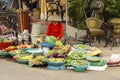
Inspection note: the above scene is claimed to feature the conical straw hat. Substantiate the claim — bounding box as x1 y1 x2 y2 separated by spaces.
48 14 62 21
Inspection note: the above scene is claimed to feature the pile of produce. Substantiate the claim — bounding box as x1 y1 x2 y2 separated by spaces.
47 49 66 58
48 58 65 63
68 50 87 60
9 49 24 56
0 36 16 43
71 60 89 72
86 57 107 66
73 60 88 66
13 54 33 61
29 55 46 66
45 36 56 45
3 46 17 52
55 40 64 47
0 40 107 71
73 44 90 50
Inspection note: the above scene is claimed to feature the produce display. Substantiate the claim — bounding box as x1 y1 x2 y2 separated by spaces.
13 54 33 61
87 47 102 56
47 49 66 58
71 60 89 72
17 44 36 49
86 57 107 66
48 58 65 63
0 37 11 43
0 36 16 43
86 57 102 62
72 60 88 66
89 59 107 66
68 50 87 60
73 44 90 50
0 37 108 72
65 58 75 67
29 55 46 66
9 50 24 56
3 46 17 52
45 36 56 45
55 40 64 47
61 44 71 53
26 48 43 55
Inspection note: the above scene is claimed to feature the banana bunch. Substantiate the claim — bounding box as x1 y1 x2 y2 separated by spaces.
55 40 64 47
19 55 33 60
14 54 33 60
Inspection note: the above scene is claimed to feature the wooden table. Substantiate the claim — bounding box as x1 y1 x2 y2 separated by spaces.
104 22 120 47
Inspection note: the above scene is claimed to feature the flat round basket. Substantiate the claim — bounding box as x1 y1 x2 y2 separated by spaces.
90 59 107 66
0 51 10 57
9 52 16 57
71 61 90 72
26 48 43 55
16 59 28 64
86 57 102 62
46 58 65 66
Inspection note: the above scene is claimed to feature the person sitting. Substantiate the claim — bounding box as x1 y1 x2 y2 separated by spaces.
40 14 64 48
46 14 64 40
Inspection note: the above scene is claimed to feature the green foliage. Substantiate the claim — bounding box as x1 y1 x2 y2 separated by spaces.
76 23 85 30
103 0 120 21
68 0 88 29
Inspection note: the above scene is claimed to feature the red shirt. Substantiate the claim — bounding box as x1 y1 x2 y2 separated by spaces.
46 22 64 39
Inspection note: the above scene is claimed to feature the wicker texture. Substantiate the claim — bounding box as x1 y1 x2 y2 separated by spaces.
85 17 103 29
108 18 120 47
84 17 105 45
109 18 120 35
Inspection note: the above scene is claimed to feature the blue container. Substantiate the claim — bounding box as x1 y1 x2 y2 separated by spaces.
47 65 66 70
40 42 55 48
71 62 90 72
0 52 10 57
46 59 66 70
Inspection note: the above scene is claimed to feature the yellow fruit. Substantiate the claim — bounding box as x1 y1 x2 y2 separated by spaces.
3 38 10 42
36 38 41 43
55 40 64 46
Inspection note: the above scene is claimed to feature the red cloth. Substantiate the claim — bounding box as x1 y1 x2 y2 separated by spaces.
46 22 64 39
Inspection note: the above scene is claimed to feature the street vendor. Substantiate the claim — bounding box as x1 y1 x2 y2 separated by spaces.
40 14 64 48
46 14 64 40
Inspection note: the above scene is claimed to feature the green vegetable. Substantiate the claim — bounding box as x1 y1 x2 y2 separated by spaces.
45 36 56 45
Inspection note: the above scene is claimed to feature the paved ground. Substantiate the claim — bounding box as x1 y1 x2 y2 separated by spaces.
0 41 120 80
1 14 120 80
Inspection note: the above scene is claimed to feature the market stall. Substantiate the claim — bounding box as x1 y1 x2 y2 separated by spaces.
1 37 119 72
